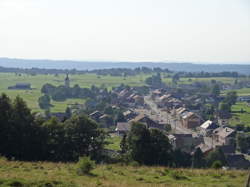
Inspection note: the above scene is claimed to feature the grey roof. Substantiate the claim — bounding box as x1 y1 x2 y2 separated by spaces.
116 122 131 132
213 127 235 138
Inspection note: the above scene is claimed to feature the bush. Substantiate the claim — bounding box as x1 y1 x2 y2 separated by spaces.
76 156 95 175
211 160 222 169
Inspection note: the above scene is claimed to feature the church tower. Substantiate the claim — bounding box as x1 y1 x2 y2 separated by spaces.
65 74 70 88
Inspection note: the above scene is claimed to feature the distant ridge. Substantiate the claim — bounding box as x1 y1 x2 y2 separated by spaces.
0 57 250 74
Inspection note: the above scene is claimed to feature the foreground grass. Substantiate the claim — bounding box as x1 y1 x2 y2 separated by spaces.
0 158 248 187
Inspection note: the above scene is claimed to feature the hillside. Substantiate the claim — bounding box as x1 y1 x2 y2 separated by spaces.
1 58 250 74
0 158 248 187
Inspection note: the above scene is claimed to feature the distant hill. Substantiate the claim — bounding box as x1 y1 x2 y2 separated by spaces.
0 57 250 74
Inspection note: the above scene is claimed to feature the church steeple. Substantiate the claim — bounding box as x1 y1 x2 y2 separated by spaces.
65 74 70 88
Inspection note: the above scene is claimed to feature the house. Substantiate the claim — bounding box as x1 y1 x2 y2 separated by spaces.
194 143 213 156
89 110 103 121
225 154 250 169
151 89 163 99
99 114 113 128
168 134 196 153
157 94 172 108
133 95 144 105
199 120 219 136
115 122 131 135
213 127 236 145
123 110 137 121
181 112 202 129
129 114 164 130
218 118 229 126
8 83 31 90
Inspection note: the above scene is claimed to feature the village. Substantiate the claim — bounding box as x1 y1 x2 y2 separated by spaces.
5 73 250 170
86 82 250 170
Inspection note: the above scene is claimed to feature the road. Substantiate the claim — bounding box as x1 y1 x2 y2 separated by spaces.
143 95 197 135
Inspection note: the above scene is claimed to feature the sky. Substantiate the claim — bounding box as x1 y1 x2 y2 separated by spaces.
0 0 249 63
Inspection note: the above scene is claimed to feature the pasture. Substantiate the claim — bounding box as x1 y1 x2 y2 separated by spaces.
230 102 250 127
0 157 248 187
0 72 249 113
0 73 150 112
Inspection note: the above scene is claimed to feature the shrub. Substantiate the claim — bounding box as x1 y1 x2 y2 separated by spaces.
76 156 95 175
211 160 222 169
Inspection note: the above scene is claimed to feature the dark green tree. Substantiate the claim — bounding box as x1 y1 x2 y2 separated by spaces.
211 84 220 96
192 148 206 168
38 94 51 109
127 122 151 164
206 148 227 167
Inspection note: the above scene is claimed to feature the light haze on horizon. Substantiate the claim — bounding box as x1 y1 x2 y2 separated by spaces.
0 0 249 64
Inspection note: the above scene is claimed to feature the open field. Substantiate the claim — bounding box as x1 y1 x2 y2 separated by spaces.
223 88 250 96
105 135 122 151
230 102 250 127
0 73 150 112
1 72 249 113
0 157 248 187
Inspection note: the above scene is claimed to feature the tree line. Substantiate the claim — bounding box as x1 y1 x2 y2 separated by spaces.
0 93 106 162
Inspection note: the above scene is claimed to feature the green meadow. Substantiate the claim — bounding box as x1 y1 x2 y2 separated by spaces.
0 73 150 113
0 157 248 187
230 102 250 127
0 72 249 113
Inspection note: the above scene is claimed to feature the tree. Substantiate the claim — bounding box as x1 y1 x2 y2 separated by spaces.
10 96 38 160
211 84 220 96
38 95 51 109
173 149 191 168
65 107 72 119
41 83 56 94
219 102 231 113
120 134 128 154
148 128 173 166
127 122 151 164
206 148 227 167
64 114 106 161
211 160 222 169
237 133 250 153
224 91 237 105
126 122 173 166
0 93 14 157
42 117 66 161
172 73 180 84
192 148 206 168
145 73 162 88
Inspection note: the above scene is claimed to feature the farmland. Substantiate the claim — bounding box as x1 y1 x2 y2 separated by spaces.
0 73 150 112
0 157 248 187
0 72 249 113
230 102 250 127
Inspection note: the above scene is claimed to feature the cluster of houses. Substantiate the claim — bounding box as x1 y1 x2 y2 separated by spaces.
116 113 164 135
114 88 250 169
111 87 145 107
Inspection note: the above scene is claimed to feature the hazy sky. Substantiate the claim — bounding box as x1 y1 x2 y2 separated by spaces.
0 0 249 63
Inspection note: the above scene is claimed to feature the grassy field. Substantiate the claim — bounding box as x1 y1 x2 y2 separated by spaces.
105 135 122 151
1 72 249 113
0 157 248 187
223 88 250 96
0 73 150 113
230 102 250 127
